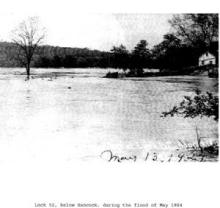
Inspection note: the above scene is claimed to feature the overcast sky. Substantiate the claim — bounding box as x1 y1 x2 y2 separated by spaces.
0 1 173 51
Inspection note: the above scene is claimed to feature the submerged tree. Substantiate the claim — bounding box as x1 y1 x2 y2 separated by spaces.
161 90 218 155
12 17 45 79
161 89 218 121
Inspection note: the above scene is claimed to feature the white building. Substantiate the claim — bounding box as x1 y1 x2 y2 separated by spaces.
198 52 216 66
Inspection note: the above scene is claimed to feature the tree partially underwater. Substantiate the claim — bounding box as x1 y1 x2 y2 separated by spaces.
161 90 218 161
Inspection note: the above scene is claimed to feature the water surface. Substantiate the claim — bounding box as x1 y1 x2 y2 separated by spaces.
0 68 218 162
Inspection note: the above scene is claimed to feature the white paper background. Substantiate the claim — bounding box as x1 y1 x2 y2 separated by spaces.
0 0 219 208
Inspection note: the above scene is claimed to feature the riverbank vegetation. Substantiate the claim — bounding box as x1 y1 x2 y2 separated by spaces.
106 14 218 77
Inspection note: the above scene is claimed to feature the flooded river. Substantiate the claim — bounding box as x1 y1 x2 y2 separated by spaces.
0 68 218 162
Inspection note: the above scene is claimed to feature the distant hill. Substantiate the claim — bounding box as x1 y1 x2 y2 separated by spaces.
1 41 218 70
0 42 18 67
0 42 111 68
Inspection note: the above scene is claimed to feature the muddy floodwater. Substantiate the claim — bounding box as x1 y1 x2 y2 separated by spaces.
0 68 218 162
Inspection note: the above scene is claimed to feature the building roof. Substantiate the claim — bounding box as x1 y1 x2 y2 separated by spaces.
199 52 215 60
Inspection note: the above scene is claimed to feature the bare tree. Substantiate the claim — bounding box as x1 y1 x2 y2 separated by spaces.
12 17 45 79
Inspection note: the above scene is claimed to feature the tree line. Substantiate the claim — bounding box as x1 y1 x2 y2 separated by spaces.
0 14 218 76
109 14 218 74
0 42 112 68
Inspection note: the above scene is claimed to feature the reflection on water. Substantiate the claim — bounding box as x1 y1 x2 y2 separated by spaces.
0 68 218 162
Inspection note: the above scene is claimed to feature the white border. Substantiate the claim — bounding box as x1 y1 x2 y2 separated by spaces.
0 1 219 208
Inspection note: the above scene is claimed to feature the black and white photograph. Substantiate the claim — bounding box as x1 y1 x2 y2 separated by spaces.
0 12 218 162
0 0 219 208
